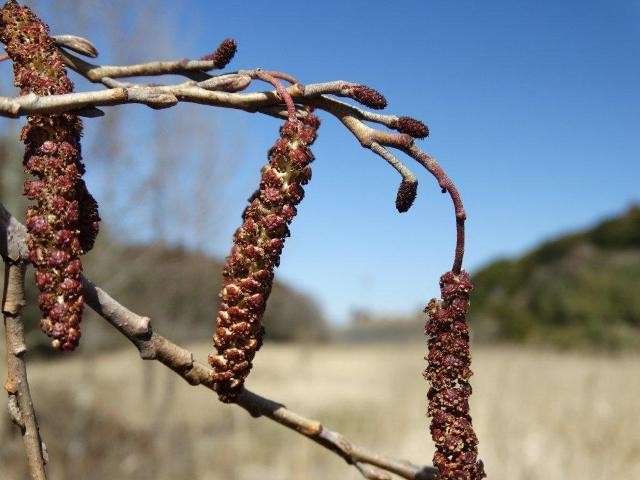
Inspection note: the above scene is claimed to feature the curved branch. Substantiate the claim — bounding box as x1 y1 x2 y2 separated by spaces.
0 202 436 480
0 68 467 269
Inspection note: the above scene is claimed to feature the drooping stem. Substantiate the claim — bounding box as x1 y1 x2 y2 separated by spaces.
402 144 466 274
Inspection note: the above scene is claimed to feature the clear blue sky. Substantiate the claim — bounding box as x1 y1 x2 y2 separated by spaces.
184 0 640 323
19 1 640 323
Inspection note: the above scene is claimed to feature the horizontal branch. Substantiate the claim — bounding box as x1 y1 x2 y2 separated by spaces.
0 202 436 480
58 47 227 82
2 39 467 247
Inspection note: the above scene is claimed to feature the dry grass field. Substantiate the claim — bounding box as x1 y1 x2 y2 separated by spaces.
1 342 638 479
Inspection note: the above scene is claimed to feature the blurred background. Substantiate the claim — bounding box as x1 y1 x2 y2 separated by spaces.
0 0 639 478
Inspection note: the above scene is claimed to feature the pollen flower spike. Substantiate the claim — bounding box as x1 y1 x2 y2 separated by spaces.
424 270 485 480
0 0 100 351
209 111 320 402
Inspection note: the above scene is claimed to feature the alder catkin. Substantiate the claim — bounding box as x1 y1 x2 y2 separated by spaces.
200 38 237 68
345 84 388 109
0 1 100 351
394 116 429 139
209 112 320 402
424 271 485 480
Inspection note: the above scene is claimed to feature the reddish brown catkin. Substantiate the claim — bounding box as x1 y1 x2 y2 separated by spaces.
209 112 320 402
0 1 100 351
424 271 485 480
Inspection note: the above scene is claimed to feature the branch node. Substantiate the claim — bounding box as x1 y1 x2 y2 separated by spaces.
7 395 25 429
138 343 157 360
356 462 393 480
73 106 105 118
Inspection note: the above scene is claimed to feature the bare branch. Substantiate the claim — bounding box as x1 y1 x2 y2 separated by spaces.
0 63 465 265
59 48 232 82
0 35 468 277
2 259 48 479
0 202 436 480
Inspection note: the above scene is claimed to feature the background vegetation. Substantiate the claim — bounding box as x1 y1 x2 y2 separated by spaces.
471 205 640 349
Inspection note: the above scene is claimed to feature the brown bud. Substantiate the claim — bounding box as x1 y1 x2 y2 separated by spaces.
201 38 237 68
394 116 429 138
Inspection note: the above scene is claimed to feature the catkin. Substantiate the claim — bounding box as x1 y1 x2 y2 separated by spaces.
424 271 485 480
209 112 320 402
0 1 100 351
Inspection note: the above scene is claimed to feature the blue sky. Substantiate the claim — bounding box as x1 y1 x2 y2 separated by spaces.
185 0 640 322
9 1 640 323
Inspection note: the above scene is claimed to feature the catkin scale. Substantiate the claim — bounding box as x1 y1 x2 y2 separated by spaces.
424 271 485 480
0 1 100 351
209 112 320 402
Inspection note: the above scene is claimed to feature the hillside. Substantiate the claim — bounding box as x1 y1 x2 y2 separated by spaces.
21 241 329 355
471 205 640 348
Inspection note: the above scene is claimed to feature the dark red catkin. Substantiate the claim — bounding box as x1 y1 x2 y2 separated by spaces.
209 112 320 402
200 38 237 68
0 0 100 351
424 271 485 480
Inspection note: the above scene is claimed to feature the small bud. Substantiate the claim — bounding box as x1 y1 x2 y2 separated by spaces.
395 179 417 213
345 84 387 109
394 116 429 139
201 38 237 68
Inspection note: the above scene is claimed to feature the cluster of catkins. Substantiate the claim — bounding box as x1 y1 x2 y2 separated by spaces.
424 271 485 479
0 0 100 351
209 112 319 402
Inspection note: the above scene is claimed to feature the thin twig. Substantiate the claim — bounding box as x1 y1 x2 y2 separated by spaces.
0 202 436 480
58 48 228 82
2 257 48 479
0 68 467 269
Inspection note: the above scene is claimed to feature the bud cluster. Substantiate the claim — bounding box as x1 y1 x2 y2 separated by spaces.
424 271 485 480
209 112 320 402
0 1 100 351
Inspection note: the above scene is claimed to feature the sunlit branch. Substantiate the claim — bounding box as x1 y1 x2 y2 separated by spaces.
0 202 437 480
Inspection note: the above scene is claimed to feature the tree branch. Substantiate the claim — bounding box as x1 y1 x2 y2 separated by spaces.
1 39 467 255
1 255 48 479
0 202 436 479
0 77 464 260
